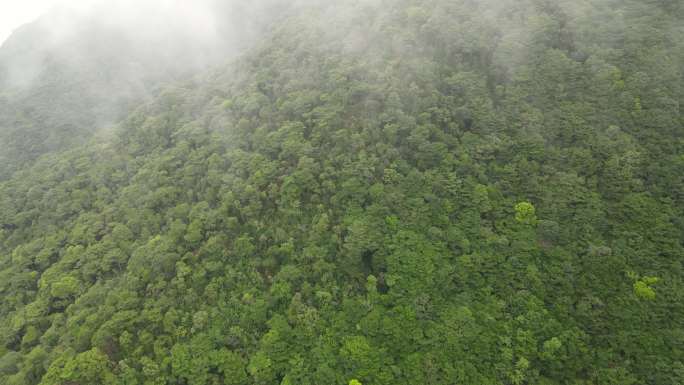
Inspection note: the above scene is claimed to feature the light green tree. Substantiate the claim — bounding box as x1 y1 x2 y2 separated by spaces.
515 202 537 225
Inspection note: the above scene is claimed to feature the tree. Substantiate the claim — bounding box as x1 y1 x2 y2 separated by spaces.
515 202 537 225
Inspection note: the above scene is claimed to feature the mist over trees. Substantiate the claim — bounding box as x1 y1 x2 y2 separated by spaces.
0 0 293 179
0 0 682 384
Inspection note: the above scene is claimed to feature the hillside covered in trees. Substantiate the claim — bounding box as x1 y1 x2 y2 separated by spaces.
0 0 289 180
0 0 682 384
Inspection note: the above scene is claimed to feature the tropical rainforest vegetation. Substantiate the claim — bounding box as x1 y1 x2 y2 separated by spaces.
0 0 682 384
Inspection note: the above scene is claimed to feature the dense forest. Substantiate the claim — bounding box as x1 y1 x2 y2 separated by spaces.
0 0 682 384
0 0 288 179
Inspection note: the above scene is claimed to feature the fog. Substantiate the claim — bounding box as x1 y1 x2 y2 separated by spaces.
0 0 251 45
0 0 297 179
0 0 60 44
0 0 300 89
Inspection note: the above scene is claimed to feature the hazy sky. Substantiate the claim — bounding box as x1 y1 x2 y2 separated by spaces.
0 0 224 46
0 0 94 44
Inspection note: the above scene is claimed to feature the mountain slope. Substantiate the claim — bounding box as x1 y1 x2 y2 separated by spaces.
0 0 292 180
0 0 683 384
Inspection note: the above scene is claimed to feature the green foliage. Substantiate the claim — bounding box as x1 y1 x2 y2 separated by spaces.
49 276 81 299
0 0 682 384
40 349 116 385
633 276 660 300
515 202 537 225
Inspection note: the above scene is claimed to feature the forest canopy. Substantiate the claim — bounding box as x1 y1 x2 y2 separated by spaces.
0 0 682 384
